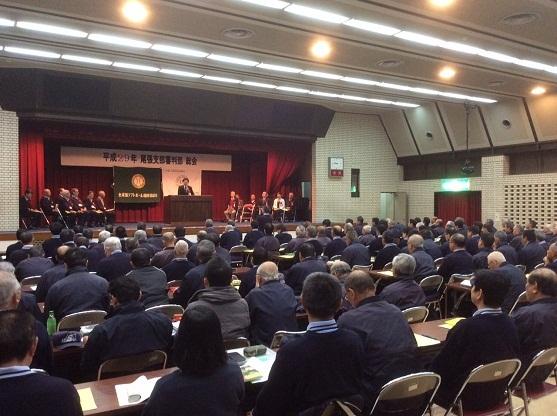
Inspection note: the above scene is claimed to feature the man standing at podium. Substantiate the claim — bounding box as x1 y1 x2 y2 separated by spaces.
177 178 194 196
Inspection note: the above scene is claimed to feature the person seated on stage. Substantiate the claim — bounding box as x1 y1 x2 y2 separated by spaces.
286 225 308 254
243 221 264 249
341 229 370 268
19 188 41 228
239 246 267 298
285 243 328 296
142 304 244 416
0 310 82 416
437 233 475 283
272 192 285 221
275 222 292 245
126 248 168 308
379 254 426 310
96 237 132 282
0 272 53 373
254 272 365 416
174 240 216 307
56 189 77 227
69 188 88 226
431 270 519 411
9 231 35 267
246 261 298 347
407 234 436 282
15 247 54 282
39 188 56 222
42 221 64 259
338 271 418 401
519 229 547 273
472 232 494 270
44 247 109 322
162 240 194 282
254 223 280 254
371 230 400 271
177 177 194 196
258 191 271 215
36 245 70 303
223 191 239 222
187 256 250 340
95 190 115 225
80 276 173 380
512 268 557 387
83 190 103 227
220 225 241 251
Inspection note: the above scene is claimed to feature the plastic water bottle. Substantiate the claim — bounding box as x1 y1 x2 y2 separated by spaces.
46 311 56 336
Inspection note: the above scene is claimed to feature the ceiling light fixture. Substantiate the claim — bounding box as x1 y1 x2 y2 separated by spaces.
151 44 208 58
378 82 411 91
340 95 366 101
202 75 242 83
478 50 518 63
439 66 457 79
441 41 484 55
301 70 342 80
366 98 394 105
207 54 259 66
112 61 159 71
343 19 400 36
88 33 151 49
61 54 112 65
160 68 203 78
395 31 444 47
237 0 290 9
394 102 420 108
310 40 332 59
241 81 277 88
276 86 309 93
257 63 302 73
4 46 60 58
309 90 339 98
16 21 87 38
531 86 546 95
341 76 378 86
121 1 149 23
284 4 348 24
0 18 14 26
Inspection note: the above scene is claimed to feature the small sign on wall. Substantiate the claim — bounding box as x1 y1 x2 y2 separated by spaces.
329 157 344 177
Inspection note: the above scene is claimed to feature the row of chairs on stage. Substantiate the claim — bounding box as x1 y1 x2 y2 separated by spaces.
21 206 115 230
233 203 297 223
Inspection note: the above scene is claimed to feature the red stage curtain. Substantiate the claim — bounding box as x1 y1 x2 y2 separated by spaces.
19 130 45 207
266 149 307 195
435 191 482 226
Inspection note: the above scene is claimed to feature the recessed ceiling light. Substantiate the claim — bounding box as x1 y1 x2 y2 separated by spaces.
113 62 159 72
343 19 400 36
310 40 332 59
160 68 203 78
16 21 87 38
122 1 149 23
429 0 455 7
257 63 302 73
395 31 444 47
301 70 342 80
207 54 259 66
151 44 208 58
222 28 255 40
62 54 112 65
241 81 277 88
284 4 348 24
237 0 289 9
202 75 242 83
89 33 151 49
276 86 309 93
4 46 60 59
439 66 456 79
501 12 539 26
0 18 14 27
531 86 546 95
376 59 403 68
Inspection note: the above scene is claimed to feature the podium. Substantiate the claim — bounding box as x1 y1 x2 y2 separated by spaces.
163 196 213 225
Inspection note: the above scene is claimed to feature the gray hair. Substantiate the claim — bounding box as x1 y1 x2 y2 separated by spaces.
197 240 216 263
295 225 307 238
256 261 279 282
330 261 351 279
408 234 424 249
98 230 111 243
174 240 189 257
0 262 15 273
0 271 20 310
103 236 122 253
205 219 214 227
224 225 234 232
392 253 416 276
307 225 317 238
134 230 147 242
362 225 372 235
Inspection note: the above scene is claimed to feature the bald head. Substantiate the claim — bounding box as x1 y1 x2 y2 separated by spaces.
487 251 506 270
256 261 279 285
56 245 70 263
344 270 376 307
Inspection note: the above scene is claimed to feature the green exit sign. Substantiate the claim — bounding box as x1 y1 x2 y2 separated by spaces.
440 178 471 192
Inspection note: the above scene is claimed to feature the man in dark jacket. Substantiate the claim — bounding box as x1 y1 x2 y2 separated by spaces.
519 229 547 273
174 240 215 306
472 233 494 270
187 256 250 340
5 229 25 264
243 221 264 249
465 225 481 256
239 246 267 298
147 224 165 251
44 248 109 322
488 251 526 314
36 245 70 303
341 232 371 267
81 277 173 379
275 223 292 245
324 225 346 259
220 224 242 251
407 235 436 281
379 254 426 310
162 240 194 282
15 247 54 281
494 231 518 266
96 237 132 282
438 234 475 283
339 270 418 399
254 222 280 253
372 230 400 270
421 229 443 260
42 221 64 259
151 232 177 268
431 270 519 411
126 248 168 308
285 243 327 296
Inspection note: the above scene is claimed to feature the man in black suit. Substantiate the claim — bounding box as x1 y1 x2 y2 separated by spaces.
239 246 267 298
173 240 215 306
19 188 41 228
407 234 436 281
519 229 547 273
39 188 56 222
15 247 54 281
96 237 132 282
162 240 194 282
9 231 35 267
220 224 242 251
341 231 371 267
243 221 264 249
177 177 194 195
494 231 518 265
42 221 64 259
324 225 347 259
431 270 519 411
275 222 292 244
147 224 165 250
95 190 115 225
36 245 70 303
438 233 475 282
285 243 327 295
6 229 25 264
487 251 526 314
466 225 481 256
70 188 88 226
284 192 297 222
472 232 494 270
224 191 239 221
257 191 271 215
83 190 103 227
254 222 280 253
421 229 443 260
372 230 400 270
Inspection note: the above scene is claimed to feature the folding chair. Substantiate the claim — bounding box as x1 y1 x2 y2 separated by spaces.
369 372 441 416
145 304 184 320
97 350 167 380
383 262 393 272
352 264 372 272
508 291 527 316
512 347 557 416
57 310 107 331
279 242 289 253
240 204 254 223
270 330 307 349
442 359 522 416
20 275 42 286
402 306 429 323
330 255 342 261
229 244 248 267
533 263 545 270
420 275 444 317
223 337 250 350
434 257 445 270
301 397 363 416
515 265 527 273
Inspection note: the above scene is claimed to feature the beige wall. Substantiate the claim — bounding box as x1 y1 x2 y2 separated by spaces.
0 108 19 232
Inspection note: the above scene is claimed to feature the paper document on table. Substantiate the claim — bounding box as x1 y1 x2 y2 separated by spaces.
439 317 465 329
78 387 97 411
227 347 276 383
414 333 441 347
115 375 161 406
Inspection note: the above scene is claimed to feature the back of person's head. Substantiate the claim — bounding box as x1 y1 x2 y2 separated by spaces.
523 229 537 243
345 270 376 294
345 218 354 225
527 268 557 297
115 226 127 239
423 216 431 226
276 223 286 233
82 228 93 240
329 261 351 280
205 219 214 228
256 262 279 283
131 248 151 268
125 237 138 252
137 222 146 231
197 240 216 264
332 225 343 237
109 276 140 304
408 234 424 249
72 225 84 235
134 230 147 242
205 232 221 247
420 229 434 240
306 225 317 238
455 218 465 228
205 256 233 287
174 226 186 238
174 240 189 258
251 221 259 230
75 236 89 248
49 221 64 236
56 245 69 263
224 224 234 233
162 232 175 245
0 310 36 365
392 253 416 276
472 270 510 308
322 219 331 227
64 247 88 268
263 222 274 236
494 231 507 244
104 236 122 253
0 271 20 310
174 304 226 376
302 273 342 320
362 225 372 235
252 246 268 266
382 230 395 244
298 242 315 259
450 233 466 248
15 228 24 241
152 224 163 235
345 229 358 243
468 225 479 236
98 230 111 244
480 232 495 248
20 231 33 245
0 262 15 274
295 225 307 238
104 224 114 234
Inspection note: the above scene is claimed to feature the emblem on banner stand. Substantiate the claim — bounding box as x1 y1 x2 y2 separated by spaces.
131 174 146 189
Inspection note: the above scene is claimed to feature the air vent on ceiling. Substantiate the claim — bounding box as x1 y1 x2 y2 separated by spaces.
222 28 255 39
501 12 539 25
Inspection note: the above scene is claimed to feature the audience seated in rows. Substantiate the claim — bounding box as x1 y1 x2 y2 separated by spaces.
379 253 426 310
285 243 327 296
340 228 370 267
126 248 168 309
